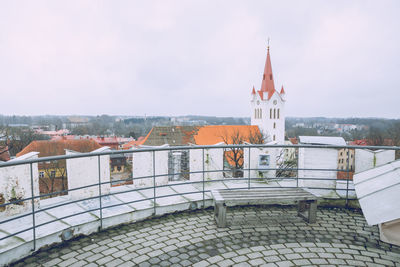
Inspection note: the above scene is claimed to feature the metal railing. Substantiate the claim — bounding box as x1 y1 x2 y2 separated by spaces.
0 144 399 257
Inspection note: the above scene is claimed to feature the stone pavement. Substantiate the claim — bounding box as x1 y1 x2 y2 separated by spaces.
11 206 400 267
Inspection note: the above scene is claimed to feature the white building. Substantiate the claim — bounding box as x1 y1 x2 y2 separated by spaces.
250 46 286 144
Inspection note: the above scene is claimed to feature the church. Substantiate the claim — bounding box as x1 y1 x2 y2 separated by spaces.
126 45 286 148
250 45 286 144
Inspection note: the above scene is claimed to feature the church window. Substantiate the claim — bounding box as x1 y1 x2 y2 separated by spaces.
270 74 272 80
273 109 276 119
254 109 257 119
277 109 280 119
270 109 272 119
273 135 276 141
260 109 262 118
263 74 265 80
273 122 276 129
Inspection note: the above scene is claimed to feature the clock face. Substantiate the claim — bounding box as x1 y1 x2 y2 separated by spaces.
273 100 277 105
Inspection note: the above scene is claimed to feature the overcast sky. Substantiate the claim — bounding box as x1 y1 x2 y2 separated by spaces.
1 1 399 118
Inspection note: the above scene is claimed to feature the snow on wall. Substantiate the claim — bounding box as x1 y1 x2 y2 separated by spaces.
0 152 39 216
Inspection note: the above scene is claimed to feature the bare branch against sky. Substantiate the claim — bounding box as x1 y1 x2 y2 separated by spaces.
0 1 399 118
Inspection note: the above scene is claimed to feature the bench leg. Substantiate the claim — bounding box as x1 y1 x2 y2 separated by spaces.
308 200 317 223
214 202 227 227
298 200 317 223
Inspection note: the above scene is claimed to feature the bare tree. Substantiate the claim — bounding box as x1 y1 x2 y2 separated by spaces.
219 128 265 178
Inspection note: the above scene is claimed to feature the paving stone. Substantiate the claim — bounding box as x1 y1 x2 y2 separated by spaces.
374 258 395 266
218 259 235 267
208 255 224 264
58 258 78 267
69 260 87 267
310 258 328 264
95 255 114 265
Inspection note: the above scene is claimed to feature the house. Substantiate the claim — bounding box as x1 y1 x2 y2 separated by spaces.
64 116 89 129
0 146 10 162
92 136 119 149
16 140 101 196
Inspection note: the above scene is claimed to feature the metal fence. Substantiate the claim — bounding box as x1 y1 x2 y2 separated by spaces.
0 144 399 256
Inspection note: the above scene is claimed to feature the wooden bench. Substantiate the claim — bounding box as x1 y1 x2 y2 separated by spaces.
211 188 318 227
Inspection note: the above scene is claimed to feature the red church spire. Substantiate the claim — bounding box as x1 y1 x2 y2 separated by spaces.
260 45 276 100
280 85 285 94
251 86 256 95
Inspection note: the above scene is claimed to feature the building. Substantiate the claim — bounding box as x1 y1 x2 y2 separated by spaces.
16 140 102 196
140 125 262 147
0 146 10 162
250 46 286 144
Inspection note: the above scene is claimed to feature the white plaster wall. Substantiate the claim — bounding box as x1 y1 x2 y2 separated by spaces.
132 146 169 187
355 149 395 173
0 152 39 217
298 147 337 191
66 147 110 200
189 148 203 182
204 147 224 180
243 147 276 180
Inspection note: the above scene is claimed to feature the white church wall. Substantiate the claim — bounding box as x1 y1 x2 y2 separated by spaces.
0 152 40 217
66 147 111 200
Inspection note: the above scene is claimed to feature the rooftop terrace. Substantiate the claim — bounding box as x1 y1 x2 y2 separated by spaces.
11 205 400 266
0 144 399 266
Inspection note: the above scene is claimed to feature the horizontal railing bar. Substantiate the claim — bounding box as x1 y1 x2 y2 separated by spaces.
1 144 398 168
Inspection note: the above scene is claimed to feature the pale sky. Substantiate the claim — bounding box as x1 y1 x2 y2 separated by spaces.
1 1 399 118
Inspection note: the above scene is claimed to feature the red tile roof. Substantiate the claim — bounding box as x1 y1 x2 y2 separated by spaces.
16 140 102 157
193 125 261 145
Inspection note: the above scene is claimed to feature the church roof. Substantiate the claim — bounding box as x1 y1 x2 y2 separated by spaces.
280 85 285 94
141 125 261 146
253 46 285 101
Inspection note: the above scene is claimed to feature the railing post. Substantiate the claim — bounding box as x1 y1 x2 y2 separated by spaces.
345 148 350 208
202 148 205 209
153 150 156 215
296 147 299 188
97 155 103 230
30 163 36 251
248 147 251 189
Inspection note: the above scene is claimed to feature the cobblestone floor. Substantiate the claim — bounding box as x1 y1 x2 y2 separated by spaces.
11 206 400 267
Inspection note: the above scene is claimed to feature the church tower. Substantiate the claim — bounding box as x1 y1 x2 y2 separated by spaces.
250 46 286 144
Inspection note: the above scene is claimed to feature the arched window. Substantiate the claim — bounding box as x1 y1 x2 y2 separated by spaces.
273 135 276 141
277 109 280 119
260 109 262 119
273 109 276 119
273 122 276 129
270 109 272 119
254 109 257 119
